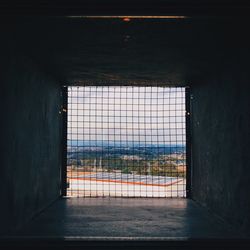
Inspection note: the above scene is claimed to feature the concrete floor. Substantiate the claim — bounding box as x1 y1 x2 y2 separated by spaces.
11 198 242 240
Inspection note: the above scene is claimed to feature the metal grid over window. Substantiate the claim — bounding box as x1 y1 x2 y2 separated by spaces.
67 86 186 197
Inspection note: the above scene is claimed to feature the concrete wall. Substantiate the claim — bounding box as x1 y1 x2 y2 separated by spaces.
0 52 62 235
191 51 250 235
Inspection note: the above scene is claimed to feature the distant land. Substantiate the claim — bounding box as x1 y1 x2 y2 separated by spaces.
67 140 185 148
67 140 185 159
67 140 186 178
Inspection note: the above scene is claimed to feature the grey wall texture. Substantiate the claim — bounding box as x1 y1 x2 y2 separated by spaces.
0 52 62 235
191 51 250 236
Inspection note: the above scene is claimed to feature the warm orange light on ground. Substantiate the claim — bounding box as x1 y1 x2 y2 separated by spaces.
123 17 131 22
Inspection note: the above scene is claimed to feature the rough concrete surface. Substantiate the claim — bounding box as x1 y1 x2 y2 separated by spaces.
0 51 62 235
1 16 250 240
191 57 250 236
12 198 242 239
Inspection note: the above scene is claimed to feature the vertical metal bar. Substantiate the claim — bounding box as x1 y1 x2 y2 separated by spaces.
169 88 173 197
61 86 68 197
185 87 192 198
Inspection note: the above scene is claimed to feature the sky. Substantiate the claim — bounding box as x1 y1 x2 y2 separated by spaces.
67 86 186 145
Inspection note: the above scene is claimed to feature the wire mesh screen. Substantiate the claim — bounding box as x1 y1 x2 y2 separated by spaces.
67 86 186 197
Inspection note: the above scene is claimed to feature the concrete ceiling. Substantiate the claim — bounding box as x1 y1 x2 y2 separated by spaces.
3 17 250 86
1 1 250 17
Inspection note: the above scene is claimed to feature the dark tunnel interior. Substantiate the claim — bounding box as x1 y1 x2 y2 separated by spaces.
1 7 250 249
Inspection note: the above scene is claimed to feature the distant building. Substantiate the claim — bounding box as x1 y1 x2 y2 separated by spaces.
163 153 186 160
121 155 143 160
113 170 122 173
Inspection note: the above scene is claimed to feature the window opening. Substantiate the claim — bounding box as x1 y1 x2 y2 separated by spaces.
66 86 187 197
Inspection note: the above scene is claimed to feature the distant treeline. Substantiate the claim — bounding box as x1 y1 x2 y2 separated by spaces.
67 144 185 160
67 144 186 177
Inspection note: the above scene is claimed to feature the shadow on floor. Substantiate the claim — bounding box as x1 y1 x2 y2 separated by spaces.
1 198 249 249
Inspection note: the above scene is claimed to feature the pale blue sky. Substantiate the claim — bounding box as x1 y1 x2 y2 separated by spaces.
67 86 186 144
